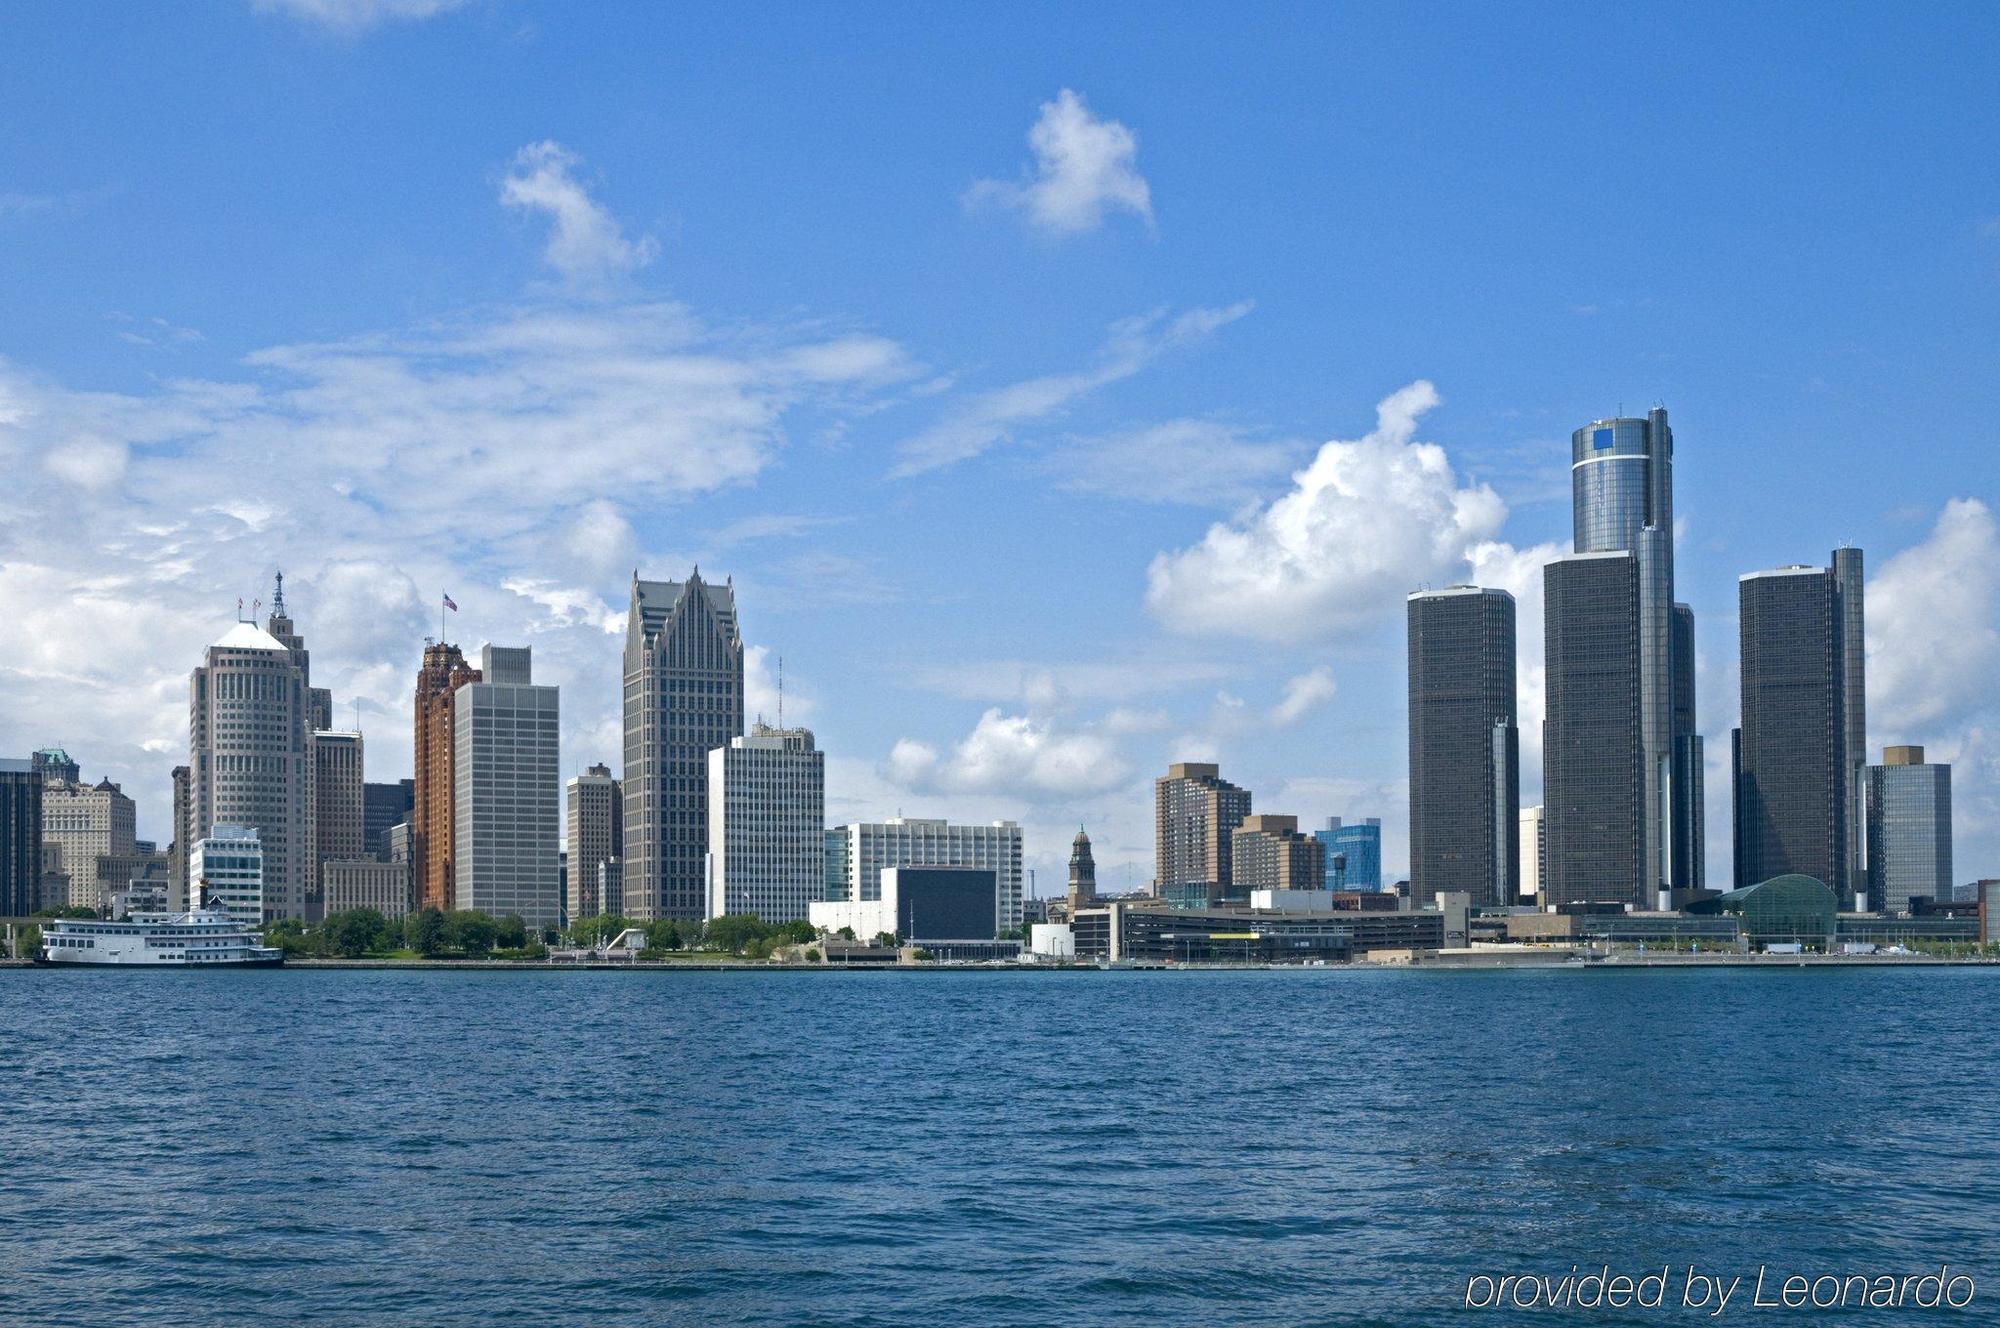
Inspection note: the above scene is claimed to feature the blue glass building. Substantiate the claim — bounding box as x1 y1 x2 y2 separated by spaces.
1315 817 1383 891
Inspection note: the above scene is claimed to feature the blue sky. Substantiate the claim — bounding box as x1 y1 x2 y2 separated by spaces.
2 0 1996 892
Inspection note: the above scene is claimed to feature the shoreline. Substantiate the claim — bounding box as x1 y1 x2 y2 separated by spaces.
6 952 1999 972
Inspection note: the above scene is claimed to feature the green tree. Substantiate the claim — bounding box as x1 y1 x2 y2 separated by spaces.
803 947 821 963
32 905 96 920
445 910 498 955
644 918 682 952
872 931 899 949
775 918 815 945
264 916 314 958
404 907 446 957
323 908 389 958
836 926 856 941
494 913 528 950
705 913 770 955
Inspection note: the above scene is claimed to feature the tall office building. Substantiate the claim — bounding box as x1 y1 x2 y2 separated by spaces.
1153 762 1253 908
1519 805 1545 904
1407 587 1518 907
189 621 314 921
1832 547 1868 898
827 817 1024 933
452 646 561 928
265 572 333 731
706 725 825 923
412 642 480 913
1542 553 1644 908
622 571 745 922
311 730 364 921
362 779 414 860
190 824 264 926
1866 746 1951 914
0 760 42 916
1231 815 1325 894
1314 816 1383 891
169 764 191 910
1565 409 1702 904
565 763 622 921
1067 827 1098 911
1735 561 1855 897
41 773 138 910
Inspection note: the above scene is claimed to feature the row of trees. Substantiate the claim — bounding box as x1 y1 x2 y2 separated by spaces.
564 913 826 958
265 908 537 959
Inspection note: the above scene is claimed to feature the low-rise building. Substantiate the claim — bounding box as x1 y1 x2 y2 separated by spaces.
324 858 412 919
810 866 998 943
191 824 264 927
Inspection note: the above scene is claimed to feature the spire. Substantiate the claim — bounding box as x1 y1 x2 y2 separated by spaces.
272 570 286 616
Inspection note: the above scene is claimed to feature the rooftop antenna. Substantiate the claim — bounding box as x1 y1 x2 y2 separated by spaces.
778 654 784 730
272 570 286 616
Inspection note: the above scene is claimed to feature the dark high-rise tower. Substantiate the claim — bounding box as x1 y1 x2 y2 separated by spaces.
1565 408 1700 904
622 570 744 922
1831 546 1867 894
1735 557 1859 897
1542 553 1645 908
1407 586 1519 907
0 759 42 917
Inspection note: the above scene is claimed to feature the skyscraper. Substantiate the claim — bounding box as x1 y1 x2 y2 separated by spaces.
1866 746 1952 914
1153 762 1253 908
1542 553 1644 908
1231 814 1325 894
1407 587 1518 907
1565 409 1701 904
706 724 824 924
265 572 333 731
412 641 480 913
1314 816 1383 891
0 759 42 917
452 645 561 927
1735 561 1855 896
311 729 364 921
1832 546 1868 897
189 620 314 921
362 778 414 860
565 763 621 921
169 764 191 910
622 570 744 922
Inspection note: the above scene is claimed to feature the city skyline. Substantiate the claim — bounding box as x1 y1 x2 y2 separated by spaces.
1 4 1997 894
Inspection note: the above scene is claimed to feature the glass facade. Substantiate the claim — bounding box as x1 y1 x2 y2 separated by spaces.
1736 567 1846 895
1867 761 1952 913
1708 874 1838 949
1407 587 1518 907
1315 817 1383 891
1542 553 1644 908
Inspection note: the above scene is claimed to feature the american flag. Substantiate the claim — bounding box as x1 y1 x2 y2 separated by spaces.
443 593 458 612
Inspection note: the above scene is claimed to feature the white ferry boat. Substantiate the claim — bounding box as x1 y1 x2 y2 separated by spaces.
37 907 284 967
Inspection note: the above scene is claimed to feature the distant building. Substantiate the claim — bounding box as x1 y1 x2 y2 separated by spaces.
622 570 745 922
706 725 825 923
1154 762 1252 908
827 817 1024 932
0 760 42 916
42 774 137 910
1408 586 1518 907
1066 827 1098 912
1867 746 1952 915
810 866 998 943
323 858 411 920
1518 806 1545 905
565 763 622 921
1231 815 1325 895
169 764 191 910
597 858 624 919
412 642 481 913
189 619 314 922
1314 817 1382 891
32 747 80 785
1735 560 1858 898
312 730 364 920
1542 552 1644 908
452 645 560 927
191 824 264 927
361 779 414 861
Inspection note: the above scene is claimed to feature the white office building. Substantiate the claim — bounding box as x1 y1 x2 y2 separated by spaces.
828 816 1025 932
452 646 561 928
707 725 825 923
1519 805 1545 905
191 824 264 927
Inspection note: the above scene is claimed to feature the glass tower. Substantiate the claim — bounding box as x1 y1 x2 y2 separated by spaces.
1567 408 1700 905
1735 566 1846 896
1866 747 1951 914
1542 553 1645 908
1407 586 1519 907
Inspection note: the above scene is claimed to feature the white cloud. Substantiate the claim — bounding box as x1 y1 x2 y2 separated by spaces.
1045 419 1306 507
965 89 1153 235
887 708 1130 799
251 0 472 30
1271 666 1337 724
1145 381 1508 641
499 141 657 287
43 436 128 492
745 643 815 727
1868 498 2000 735
892 302 1250 477
908 657 1235 705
